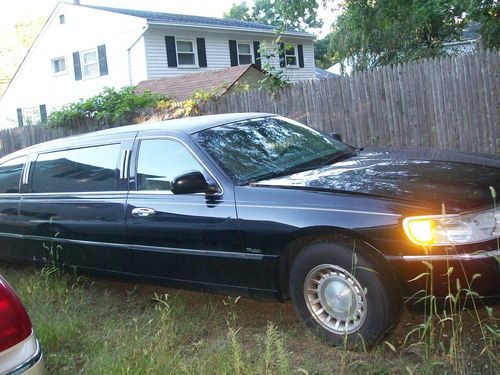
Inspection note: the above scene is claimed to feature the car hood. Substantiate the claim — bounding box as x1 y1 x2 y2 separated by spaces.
255 149 500 213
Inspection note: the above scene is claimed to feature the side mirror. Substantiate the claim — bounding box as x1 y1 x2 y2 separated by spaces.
172 171 210 194
330 132 342 142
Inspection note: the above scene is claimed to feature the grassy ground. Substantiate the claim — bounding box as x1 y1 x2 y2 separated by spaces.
1 263 498 375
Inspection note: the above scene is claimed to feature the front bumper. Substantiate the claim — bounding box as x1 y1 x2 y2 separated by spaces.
386 249 500 299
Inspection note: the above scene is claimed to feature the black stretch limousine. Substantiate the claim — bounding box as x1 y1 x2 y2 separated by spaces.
0 113 498 347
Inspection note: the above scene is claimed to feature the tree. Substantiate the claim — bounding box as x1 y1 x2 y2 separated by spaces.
330 0 467 71
314 34 334 69
465 0 499 49
224 0 322 30
223 2 253 22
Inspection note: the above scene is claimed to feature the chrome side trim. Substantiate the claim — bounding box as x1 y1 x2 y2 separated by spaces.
119 149 131 180
123 149 131 179
0 232 263 260
386 249 500 262
20 191 126 197
21 160 31 185
237 204 400 217
119 150 127 179
5 339 42 375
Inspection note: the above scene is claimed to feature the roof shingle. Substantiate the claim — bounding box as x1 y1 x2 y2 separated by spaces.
135 64 263 101
81 5 312 37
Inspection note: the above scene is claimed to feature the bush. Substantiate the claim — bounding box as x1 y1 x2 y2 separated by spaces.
47 86 170 129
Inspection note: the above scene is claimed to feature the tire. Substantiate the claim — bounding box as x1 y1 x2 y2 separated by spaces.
288 237 402 349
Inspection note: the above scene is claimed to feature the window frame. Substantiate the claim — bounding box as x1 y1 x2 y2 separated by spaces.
236 41 253 65
51 56 67 76
80 48 99 79
22 107 41 126
175 38 198 68
132 136 223 196
30 142 122 194
285 43 299 68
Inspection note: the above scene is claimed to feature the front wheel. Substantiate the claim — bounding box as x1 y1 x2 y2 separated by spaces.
289 238 402 349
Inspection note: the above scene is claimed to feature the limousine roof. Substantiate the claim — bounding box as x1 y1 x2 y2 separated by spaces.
4 113 275 159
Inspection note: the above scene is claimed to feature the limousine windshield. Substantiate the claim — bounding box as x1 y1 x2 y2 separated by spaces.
194 117 355 184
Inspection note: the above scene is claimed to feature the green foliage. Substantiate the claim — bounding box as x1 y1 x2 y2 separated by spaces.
314 34 335 69
331 0 467 71
47 86 169 128
258 41 291 92
224 0 322 30
465 0 500 49
223 1 253 21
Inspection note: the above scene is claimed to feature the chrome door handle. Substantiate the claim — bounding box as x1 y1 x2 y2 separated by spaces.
131 207 156 217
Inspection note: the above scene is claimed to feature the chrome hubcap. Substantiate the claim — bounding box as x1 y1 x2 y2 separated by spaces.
304 264 367 334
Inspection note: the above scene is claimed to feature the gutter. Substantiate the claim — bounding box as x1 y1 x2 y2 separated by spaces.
127 24 150 86
146 21 316 39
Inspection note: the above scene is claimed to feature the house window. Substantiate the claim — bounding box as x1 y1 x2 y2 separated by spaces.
81 48 99 78
176 39 196 66
285 44 298 67
59 14 65 24
51 57 66 75
237 42 253 65
22 107 41 126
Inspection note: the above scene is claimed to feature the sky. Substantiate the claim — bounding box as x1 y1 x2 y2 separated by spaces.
0 0 337 37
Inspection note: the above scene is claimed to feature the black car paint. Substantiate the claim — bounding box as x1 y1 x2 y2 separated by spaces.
0 114 498 300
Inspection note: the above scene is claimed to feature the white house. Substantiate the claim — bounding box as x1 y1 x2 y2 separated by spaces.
0 1 316 128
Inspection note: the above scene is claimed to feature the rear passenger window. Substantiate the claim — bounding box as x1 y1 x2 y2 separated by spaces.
0 156 26 193
31 144 121 193
137 139 203 191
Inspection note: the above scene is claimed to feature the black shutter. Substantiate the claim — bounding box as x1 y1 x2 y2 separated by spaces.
16 108 24 127
39 104 47 123
73 51 82 80
253 41 261 69
229 40 238 67
298 44 304 68
278 42 285 68
196 38 207 67
165 36 177 68
97 45 108 76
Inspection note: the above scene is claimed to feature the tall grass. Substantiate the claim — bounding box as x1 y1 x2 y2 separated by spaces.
401 189 500 375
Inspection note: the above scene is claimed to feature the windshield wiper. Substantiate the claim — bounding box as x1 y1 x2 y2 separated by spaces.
313 149 359 168
246 150 358 185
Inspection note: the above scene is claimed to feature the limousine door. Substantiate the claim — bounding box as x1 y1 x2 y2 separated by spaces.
0 155 27 261
19 137 135 275
125 133 246 289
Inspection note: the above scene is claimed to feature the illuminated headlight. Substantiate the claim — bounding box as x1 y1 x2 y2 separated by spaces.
403 207 500 246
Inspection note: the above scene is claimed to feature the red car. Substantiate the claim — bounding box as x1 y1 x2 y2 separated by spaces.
0 276 43 374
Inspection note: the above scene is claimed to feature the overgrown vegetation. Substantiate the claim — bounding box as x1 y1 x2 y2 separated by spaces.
0 256 497 375
46 86 170 129
330 0 499 71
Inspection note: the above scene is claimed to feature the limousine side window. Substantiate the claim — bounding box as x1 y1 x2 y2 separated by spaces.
0 156 27 193
31 144 121 193
137 139 204 191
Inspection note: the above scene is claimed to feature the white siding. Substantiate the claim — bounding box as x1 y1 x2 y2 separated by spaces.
143 25 315 83
129 36 148 84
0 3 315 129
0 3 146 128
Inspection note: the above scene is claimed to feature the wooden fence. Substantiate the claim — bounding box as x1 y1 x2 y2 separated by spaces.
200 49 499 154
0 49 498 157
